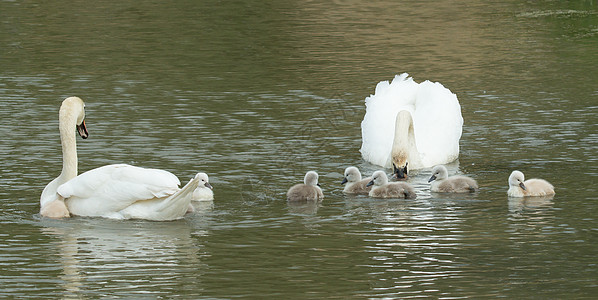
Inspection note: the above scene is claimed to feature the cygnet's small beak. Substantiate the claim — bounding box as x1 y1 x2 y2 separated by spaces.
519 182 526 190
341 178 348 185
77 120 88 139
366 180 374 187
317 183 321 187
428 175 437 183
205 182 213 189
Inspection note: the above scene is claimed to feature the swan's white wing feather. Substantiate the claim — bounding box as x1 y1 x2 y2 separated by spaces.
59 164 181 216
412 80 463 167
361 74 419 166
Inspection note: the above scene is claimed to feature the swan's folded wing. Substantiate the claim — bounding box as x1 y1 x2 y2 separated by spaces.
57 164 181 214
413 80 463 167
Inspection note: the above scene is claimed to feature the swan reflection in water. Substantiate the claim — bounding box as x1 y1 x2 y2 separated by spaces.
287 200 321 215
508 195 555 216
40 218 210 297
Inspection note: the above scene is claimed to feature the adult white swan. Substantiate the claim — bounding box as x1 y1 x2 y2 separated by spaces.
40 96 203 221
360 73 463 178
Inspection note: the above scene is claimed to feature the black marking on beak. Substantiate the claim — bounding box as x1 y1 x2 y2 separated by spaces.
428 175 437 183
393 162 408 180
341 178 348 185
366 180 374 187
77 120 88 139
205 182 213 189
519 182 526 190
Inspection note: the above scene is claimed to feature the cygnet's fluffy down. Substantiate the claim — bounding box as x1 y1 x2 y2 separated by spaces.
191 173 214 201
508 170 555 197
367 170 416 199
341 166 372 195
428 165 478 193
287 171 324 202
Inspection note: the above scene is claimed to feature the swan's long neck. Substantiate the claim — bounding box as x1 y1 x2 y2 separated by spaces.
40 98 82 217
58 105 78 181
391 110 418 168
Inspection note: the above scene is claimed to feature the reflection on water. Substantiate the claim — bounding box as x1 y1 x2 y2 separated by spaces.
508 196 555 217
40 218 208 298
1 0 597 298
287 201 321 215
355 199 469 297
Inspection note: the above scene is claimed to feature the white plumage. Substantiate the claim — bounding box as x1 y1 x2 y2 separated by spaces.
360 73 463 170
58 164 198 220
39 97 199 221
191 173 214 201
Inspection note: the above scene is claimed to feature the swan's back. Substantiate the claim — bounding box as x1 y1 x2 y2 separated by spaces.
360 73 463 169
59 164 182 218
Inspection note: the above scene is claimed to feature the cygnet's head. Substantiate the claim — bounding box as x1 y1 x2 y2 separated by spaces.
194 172 213 189
366 170 389 187
428 165 449 183
509 170 526 190
304 171 320 187
341 166 361 185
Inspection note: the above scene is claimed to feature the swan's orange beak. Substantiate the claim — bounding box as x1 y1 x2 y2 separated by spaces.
77 120 88 139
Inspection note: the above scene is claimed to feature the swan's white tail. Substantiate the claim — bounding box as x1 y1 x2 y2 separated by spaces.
153 175 200 219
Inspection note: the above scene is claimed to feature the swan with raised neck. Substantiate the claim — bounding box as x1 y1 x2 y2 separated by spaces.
40 97 88 218
40 97 202 220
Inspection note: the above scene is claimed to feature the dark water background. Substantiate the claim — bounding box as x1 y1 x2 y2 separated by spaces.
1 0 597 298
